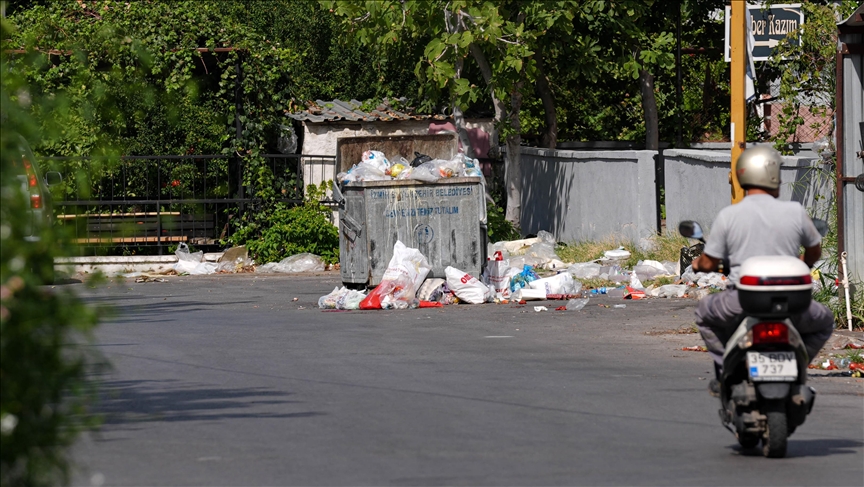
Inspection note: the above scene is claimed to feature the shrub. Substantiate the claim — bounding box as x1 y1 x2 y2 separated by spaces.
232 184 339 265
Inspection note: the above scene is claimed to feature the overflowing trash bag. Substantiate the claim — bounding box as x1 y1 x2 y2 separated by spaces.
318 286 367 310
445 265 492 304
173 243 217 275
257 253 325 273
360 241 431 309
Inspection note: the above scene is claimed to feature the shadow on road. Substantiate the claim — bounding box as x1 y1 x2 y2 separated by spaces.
93 379 325 428
728 438 863 458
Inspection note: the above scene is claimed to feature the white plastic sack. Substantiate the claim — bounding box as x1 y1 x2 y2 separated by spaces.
189 262 218 275
651 284 689 298
485 254 512 299
697 272 728 289
257 253 325 273
318 286 367 310
567 262 601 279
361 241 432 309
629 272 645 290
445 266 492 304
528 272 580 295
408 161 441 182
361 150 390 172
174 243 204 274
342 162 389 184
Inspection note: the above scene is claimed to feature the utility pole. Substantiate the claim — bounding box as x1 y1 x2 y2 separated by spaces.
729 1 746 204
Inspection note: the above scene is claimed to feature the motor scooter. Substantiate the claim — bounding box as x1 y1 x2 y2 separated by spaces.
678 220 827 458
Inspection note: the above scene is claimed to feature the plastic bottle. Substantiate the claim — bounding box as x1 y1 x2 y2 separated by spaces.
590 287 613 294
836 358 851 369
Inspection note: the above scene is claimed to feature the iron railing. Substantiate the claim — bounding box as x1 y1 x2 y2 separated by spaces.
44 153 336 253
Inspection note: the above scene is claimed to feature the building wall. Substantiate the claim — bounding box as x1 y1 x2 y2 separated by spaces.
519 148 658 244
664 148 835 239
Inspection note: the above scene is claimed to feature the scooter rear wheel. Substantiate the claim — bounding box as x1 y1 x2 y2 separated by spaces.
737 433 760 449
762 402 788 458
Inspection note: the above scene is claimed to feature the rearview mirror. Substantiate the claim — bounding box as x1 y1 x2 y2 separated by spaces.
678 220 703 240
45 171 62 186
812 218 829 237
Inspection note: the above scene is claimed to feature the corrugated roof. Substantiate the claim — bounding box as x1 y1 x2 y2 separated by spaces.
286 99 447 123
838 4 864 27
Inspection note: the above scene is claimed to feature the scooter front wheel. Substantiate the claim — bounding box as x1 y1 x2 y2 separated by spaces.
762 401 788 458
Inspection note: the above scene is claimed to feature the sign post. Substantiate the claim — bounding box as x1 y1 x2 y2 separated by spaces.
725 3 803 204
730 1 747 204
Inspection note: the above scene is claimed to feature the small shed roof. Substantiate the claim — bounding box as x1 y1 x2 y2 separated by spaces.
838 4 864 28
286 99 447 123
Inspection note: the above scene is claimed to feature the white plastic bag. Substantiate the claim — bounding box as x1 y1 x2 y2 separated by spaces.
360 241 431 309
567 262 601 279
257 253 325 273
485 252 511 299
409 161 440 182
318 286 367 310
361 150 390 172
651 284 689 298
445 266 492 304
342 162 389 184
189 262 218 275
174 242 204 274
528 271 580 295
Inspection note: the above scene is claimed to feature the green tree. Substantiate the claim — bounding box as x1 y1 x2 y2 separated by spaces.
1 13 103 486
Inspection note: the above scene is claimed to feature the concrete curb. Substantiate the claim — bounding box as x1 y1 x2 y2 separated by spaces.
55 252 224 276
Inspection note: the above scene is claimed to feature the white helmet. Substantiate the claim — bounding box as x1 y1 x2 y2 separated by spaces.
736 146 782 190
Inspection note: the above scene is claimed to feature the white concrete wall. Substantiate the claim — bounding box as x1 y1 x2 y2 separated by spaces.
664 149 835 234
520 148 658 244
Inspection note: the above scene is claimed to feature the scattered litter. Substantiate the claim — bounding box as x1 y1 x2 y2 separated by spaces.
651 284 689 298
567 262 601 279
318 286 367 310
682 346 708 352
174 243 205 274
528 271 581 295
534 306 548 312
485 251 512 299
446 265 492 304
511 288 546 301
361 241 431 309
292 297 299 301
510 265 540 292
555 306 567 311
566 298 589 311
217 246 254 273
417 278 447 302
257 253 325 274
612 304 627 309
134 276 166 283
625 286 646 300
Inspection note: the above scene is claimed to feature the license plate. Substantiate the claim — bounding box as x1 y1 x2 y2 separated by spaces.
747 351 797 382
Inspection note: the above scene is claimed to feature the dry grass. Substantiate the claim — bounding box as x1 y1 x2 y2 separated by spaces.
557 232 690 269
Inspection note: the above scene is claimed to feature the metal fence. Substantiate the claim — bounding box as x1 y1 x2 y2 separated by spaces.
46 154 336 254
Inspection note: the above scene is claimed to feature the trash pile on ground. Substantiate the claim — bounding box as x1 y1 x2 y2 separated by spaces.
317 235 731 311
336 150 485 185
170 244 328 276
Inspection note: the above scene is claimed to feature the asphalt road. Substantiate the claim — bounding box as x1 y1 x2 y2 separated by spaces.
68 273 864 486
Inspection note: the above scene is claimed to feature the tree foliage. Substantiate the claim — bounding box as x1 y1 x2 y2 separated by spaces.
1 15 103 487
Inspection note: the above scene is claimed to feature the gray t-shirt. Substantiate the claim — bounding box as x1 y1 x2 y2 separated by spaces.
703 194 822 281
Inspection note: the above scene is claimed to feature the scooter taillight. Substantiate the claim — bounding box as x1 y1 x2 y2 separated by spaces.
752 322 789 344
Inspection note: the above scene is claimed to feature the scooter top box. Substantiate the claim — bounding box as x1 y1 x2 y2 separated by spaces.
736 256 813 316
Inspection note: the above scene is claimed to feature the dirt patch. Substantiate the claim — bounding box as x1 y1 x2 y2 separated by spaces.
644 324 699 336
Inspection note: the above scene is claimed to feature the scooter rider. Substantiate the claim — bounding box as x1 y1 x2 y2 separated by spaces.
691 146 834 395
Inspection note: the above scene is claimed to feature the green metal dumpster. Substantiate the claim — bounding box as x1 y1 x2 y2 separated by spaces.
339 177 487 287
